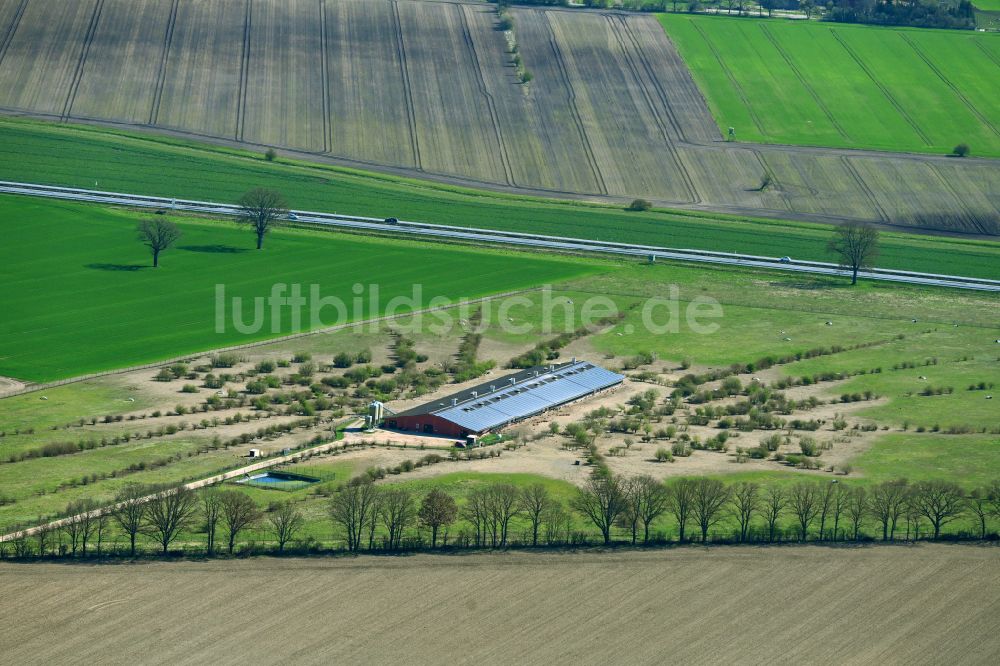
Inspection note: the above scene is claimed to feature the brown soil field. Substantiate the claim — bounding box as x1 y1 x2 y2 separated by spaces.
0 0 996 231
2 544 999 664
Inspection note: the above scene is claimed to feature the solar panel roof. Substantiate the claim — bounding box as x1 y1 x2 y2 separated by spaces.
394 360 624 432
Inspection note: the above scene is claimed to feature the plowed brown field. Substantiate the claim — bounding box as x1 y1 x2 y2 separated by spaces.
2 545 999 665
0 0 997 231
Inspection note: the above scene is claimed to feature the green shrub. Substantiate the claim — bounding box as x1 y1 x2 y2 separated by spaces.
655 447 673 462
626 199 652 212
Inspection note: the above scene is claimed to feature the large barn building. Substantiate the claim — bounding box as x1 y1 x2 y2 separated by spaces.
385 359 624 438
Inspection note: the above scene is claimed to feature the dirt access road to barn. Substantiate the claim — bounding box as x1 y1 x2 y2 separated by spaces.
2 544 998 664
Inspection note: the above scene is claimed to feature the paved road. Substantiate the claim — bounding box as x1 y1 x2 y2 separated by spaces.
2 180 998 292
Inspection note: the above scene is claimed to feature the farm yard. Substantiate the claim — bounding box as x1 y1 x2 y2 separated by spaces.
0 198 997 545
3 547 1000 664
0 0 996 233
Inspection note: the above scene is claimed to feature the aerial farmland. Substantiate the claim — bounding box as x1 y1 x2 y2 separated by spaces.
0 0 998 662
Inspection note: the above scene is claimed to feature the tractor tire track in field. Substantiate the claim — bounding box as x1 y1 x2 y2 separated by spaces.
319 0 331 153
749 149 794 212
841 156 891 223
974 40 1000 70
458 5 513 187
926 162 993 235
899 33 1000 140
540 12 607 195
616 16 687 142
690 19 765 136
0 0 28 70
829 29 933 147
148 0 179 126
758 24 850 142
61 0 103 122
607 14 699 204
234 0 253 142
390 0 422 172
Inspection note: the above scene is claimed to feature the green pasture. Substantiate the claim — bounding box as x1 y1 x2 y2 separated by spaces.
1 118 998 279
661 14 1000 157
0 195 597 382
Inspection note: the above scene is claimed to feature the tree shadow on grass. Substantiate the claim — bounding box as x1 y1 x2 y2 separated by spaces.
85 263 146 272
179 244 248 254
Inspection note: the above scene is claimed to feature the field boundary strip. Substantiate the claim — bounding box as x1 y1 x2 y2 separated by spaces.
539 11 607 195
688 19 766 136
60 0 104 123
898 33 1000 140
827 28 933 147
319 0 332 154
148 0 180 127
757 23 850 142
0 0 27 69
458 4 515 187
606 14 699 204
390 0 423 172
0 286 543 400
234 0 252 142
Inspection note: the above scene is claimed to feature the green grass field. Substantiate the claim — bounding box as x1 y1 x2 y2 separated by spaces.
0 195 597 382
2 118 999 279
660 15 1000 157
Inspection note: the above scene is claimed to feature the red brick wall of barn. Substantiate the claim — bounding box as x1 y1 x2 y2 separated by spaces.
386 414 474 438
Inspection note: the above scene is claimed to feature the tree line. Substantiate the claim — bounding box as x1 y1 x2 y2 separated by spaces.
4 473 998 560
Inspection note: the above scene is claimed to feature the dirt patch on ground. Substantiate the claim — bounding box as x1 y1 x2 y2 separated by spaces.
0 376 27 398
2 544 998 665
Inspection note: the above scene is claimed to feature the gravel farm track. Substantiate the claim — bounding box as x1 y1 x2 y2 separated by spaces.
2 545 1000 664
0 0 997 234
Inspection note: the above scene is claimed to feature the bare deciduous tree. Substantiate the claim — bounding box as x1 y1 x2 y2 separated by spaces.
692 478 731 543
967 487 993 540
329 480 381 552
827 221 879 285
418 488 457 548
869 479 909 541
519 483 553 547
572 473 626 545
143 487 199 555
237 187 288 250
268 502 305 552
846 486 868 541
379 488 414 551
136 218 182 268
729 482 760 543
909 481 965 539
487 483 520 548
762 486 786 543
220 490 262 554
634 475 670 544
111 483 148 556
201 490 222 556
542 501 572 546
789 483 821 542
666 478 697 543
